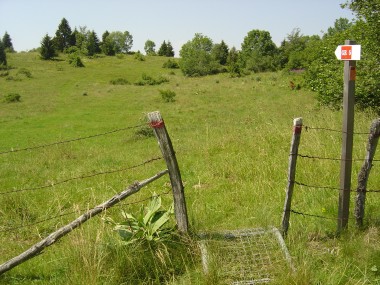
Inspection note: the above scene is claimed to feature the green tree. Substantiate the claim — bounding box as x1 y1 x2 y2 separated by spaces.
107 31 133 54
0 40 7 66
227 47 242 77
304 1 380 114
166 41 175 57
342 0 380 112
144 40 156 55
2 32 14 52
179 33 220 76
87 31 101 56
158 41 174 57
278 28 319 70
54 18 73 52
241 29 278 72
40 34 57 60
102 36 116 56
211 40 229 65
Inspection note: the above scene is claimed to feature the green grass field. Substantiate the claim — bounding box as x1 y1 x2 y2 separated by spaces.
1 52 380 284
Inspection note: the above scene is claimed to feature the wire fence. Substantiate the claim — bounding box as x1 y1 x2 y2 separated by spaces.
284 121 380 226
0 122 170 236
0 124 145 155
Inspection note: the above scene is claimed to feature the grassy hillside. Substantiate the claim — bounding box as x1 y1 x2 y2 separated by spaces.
0 52 380 284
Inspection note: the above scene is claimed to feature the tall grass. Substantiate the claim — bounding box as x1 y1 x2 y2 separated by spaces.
0 52 379 284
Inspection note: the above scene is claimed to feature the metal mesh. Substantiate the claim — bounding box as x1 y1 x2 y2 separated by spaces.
199 228 292 284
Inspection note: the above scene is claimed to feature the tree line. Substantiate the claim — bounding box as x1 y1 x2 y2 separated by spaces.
37 18 175 60
0 0 379 114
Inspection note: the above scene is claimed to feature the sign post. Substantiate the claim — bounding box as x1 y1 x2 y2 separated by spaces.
335 40 360 232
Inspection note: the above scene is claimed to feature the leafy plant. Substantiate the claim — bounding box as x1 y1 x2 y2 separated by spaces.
162 59 179 69
17 68 32 78
110 78 130 85
134 73 169 86
4 93 21 103
68 53 85 67
106 194 174 246
159 89 176 102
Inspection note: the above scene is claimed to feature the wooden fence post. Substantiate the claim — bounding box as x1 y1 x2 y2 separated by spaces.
337 40 357 232
281 117 303 237
355 118 380 227
147 111 189 233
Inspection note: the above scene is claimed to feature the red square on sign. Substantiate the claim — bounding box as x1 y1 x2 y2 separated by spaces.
341 46 352 60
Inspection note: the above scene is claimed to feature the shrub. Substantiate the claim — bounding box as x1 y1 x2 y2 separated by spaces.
134 73 169 86
68 54 85 67
110 78 130 85
134 51 145 61
159 89 176 102
162 59 179 69
4 93 21 103
17 68 32 78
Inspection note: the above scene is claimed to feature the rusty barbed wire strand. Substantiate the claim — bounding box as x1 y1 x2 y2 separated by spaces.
0 156 163 195
304 125 371 135
0 124 146 155
293 153 380 162
0 189 172 233
293 180 380 193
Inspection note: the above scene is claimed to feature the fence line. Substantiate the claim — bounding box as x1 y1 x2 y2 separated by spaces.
0 156 163 195
0 188 172 234
0 123 145 155
282 118 380 235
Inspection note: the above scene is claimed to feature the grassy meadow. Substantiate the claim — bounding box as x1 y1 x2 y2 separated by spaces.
1 52 380 284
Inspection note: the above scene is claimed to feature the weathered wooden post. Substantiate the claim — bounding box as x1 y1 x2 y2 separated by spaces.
355 118 380 227
281 117 303 237
335 40 361 232
147 111 189 233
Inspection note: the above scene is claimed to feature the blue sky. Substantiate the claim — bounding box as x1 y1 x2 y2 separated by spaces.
0 0 354 55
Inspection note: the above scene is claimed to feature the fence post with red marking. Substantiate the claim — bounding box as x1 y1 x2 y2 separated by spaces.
147 111 189 233
281 117 303 237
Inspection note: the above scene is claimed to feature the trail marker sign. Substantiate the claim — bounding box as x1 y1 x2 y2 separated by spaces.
335 45 361 60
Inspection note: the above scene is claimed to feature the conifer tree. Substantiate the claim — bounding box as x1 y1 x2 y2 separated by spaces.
0 40 7 66
54 18 73 52
2 32 14 52
166 41 175 57
40 34 57 60
158 41 168 56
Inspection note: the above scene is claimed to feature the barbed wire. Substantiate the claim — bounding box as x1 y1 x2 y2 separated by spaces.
0 189 172 233
304 126 371 135
296 153 380 162
0 156 163 195
0 124 146 155
293 180 380 193
294 153 380 162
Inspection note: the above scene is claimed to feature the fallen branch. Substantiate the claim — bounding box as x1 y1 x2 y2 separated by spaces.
0 169 169 275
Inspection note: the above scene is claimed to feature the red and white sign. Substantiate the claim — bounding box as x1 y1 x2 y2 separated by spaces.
335 45 361 60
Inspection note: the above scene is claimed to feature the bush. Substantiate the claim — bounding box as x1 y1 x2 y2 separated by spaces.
159 89 176 102
134 73 169 86
17 68 32 78
68 54 85 67
134 51 145 61
4 93 21 103
162 59 179 69
110 78 130 85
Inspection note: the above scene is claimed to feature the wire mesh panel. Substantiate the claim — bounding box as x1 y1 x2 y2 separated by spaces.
199 227 292 284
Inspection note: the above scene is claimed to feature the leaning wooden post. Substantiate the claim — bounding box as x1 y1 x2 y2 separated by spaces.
147 111 189 233
281 117 303 237
354 118 380 227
